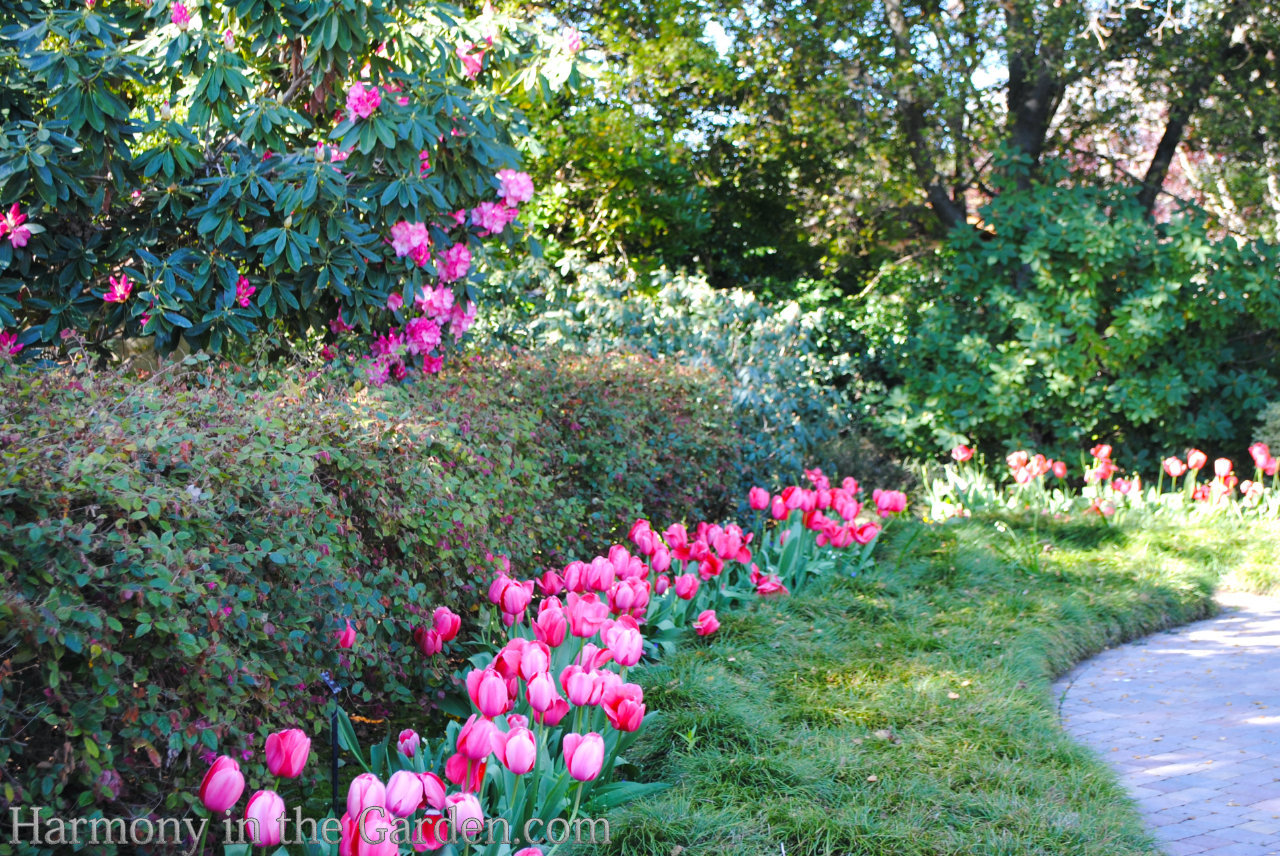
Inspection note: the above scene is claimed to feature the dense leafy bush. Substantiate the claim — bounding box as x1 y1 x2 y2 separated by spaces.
475 255 858 495
0 0 584 359
860 173 1280 465
0 348 736 824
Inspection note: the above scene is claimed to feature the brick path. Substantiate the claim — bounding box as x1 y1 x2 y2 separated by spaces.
1054 591 1280 856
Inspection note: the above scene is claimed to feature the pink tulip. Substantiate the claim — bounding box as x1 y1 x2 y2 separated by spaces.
244 790 285 846
432 606 461 641
565 592 609 637
585 557 616 592
1266 457 1279 477
347 774 385 819
534 697 570 726
352 807 398 856
602 616 644 667
1090 444 1112 461
748 487 770 509
872 489 907 517
418 771 446 810
1163 456 1187 477
1111 478 1132 495
602 683 646 732
531 605 567 647
457 715 500 761
1052 460 1067 479
673 573 699 600
1215 458 1233 478
654 574 671 595
562 732 605 781
519 641 552 681
951 444 974 462
444 753 486 791
515 848 544 856
414 814 449 852
560 664 601 706
770 495 787 520
336 618 356 649
264 728 310 778
415 626 443 656
445 792 485 840
526 670 559 712
538 569 564 596
384 770 424 818
339 812 358 856
198 755 245 813
499 578 534 616
466 668 510 717
694 609 720 636
502 727 537 774
398 729 420 758
756 574 790 597
1187 449 1208 470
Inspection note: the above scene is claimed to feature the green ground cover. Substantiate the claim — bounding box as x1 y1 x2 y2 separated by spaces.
589 515 1280 856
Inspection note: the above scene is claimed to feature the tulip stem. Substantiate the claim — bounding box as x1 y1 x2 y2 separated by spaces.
192 808 208 856
547 783 585 856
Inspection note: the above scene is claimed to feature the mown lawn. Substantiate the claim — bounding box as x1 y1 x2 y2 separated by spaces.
584 514 1280 856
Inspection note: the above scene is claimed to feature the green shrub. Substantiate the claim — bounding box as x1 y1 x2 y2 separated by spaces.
860 170 1280 466
0 348 736 824
475 255 858 495
1257 401 1280 452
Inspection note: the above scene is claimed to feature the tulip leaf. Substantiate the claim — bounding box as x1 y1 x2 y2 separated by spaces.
586 780 670 811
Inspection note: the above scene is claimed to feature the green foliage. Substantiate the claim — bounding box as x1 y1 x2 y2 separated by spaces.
1257 401 1280 453
475 255 858 494
0 1 585 355
0 349 736 823
861 174 1280 465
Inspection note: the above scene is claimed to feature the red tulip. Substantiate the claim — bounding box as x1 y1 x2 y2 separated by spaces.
336 618 357 649
198 755 245 813
1187 449 1208 470
264 728 310 778
562 732 605 781
1163 456 1188 478
951 444 974 462
432 606 461 641
1090 444 1112 461
414 814 449 852
444 752 486 791
770 495 787 520
853 522 881 545
385 770 424 818
1266 457 1279 477
1052 460 1067 479
694 609 720 636
244 790 285 846
1006 450 1029 469
502 727 537 774
1249 442 1271 469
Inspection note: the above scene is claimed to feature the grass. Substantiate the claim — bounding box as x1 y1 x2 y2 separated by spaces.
579 513 1280 856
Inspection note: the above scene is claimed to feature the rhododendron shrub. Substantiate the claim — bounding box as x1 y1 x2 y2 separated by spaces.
0 1 585 360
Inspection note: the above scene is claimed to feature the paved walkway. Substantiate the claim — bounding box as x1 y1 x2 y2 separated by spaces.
1054 591 1280 856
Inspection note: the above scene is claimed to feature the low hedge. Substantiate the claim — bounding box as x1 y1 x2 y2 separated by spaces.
0 349 738 825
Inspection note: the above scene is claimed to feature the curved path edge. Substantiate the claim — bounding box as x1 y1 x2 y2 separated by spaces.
1053 591 1280 856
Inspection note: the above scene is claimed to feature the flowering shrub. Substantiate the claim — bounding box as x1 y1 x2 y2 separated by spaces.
923 441 1280 522
0 1 585 366
184 466 901 854
475 255 858 496
0 347 736 826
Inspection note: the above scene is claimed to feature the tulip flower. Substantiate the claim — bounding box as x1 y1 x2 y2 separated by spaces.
353 807 398 856
1052 460 1067 479
445 792 485 840
654 574 671 595
694 610 720 636
562 732 605 781
418 771 447 810
264 728 310 778
534 697 570 726
385 770 424 818
951 444 974 462
748 487 770 509
1090 444 1112 461
336 618 357 649
502 726 537 774
1163 456 1188 478
466 668 510 717
532 604 567 647
519 641 552 681
560 664 601 706
602 617 644 667
602 683 646 732
415 625 444 656
444 753 487 791
538 569 564 596
673 573 699 600
1249 442 1272 469
414 814 449 852
770 495 787 520
872 489 907 517
565 591 609 637
198 755 245 813
1187 449 1208 470
244 790 285 846
514 849 544 856
526 670 560 712
756 574 790 597
398 728 420 758
853 522 881 545
457 715 501 761
347 773 386 819
1214 458 1233 478
432 606 461 641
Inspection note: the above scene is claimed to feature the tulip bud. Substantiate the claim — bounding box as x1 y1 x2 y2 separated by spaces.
397 728 420 758
502 727 537 775
418 771 447 810
433 606 461 641
244 790 285 846
385 770 424 818
694 609 720 637
336 618 357 649
562 732 605 781
198 755 245 814
346 773 386 819
445 792 485 840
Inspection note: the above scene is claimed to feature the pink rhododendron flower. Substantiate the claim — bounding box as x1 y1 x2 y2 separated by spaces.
345 82 382 121
222 28 235 49
450 300 478 339
171 2 191 30
439 243 472 283
3 204 32 248
405 317 442 355
0 331 23 356
235 275 255 308
562 27 583 54
419 150 432 176
386 292 403 312
496 169 535 206
329 312 355 334
104 274 132 303
416 284 455 319
422 354 444 374
456 44 486 78
470 201 517 236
